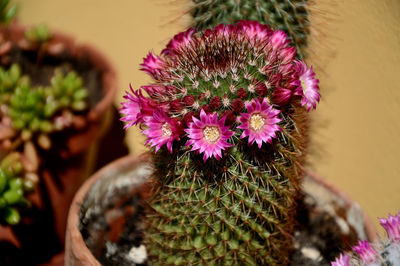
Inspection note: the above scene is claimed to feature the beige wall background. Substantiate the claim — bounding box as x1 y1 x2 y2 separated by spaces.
15 0 400 232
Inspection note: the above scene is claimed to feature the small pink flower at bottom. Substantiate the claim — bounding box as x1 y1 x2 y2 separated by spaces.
185 109 234 161
353 240 378 263
331 253 351 266
379 212 400 242
294 60 320 111
143 109 180 153
238 98 282 148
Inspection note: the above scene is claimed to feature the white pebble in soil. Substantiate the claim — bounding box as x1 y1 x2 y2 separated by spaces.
335 217 350 235
300 247 322 262
127 245 147 264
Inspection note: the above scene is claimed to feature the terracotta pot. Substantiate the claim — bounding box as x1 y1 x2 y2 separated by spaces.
65 154 378 265
66 154 151 266
0 22 125 265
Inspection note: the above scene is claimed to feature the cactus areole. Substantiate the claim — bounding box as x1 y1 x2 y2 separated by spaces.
121 21 320 265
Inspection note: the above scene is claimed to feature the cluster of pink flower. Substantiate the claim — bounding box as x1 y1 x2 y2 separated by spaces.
121 21 320 161
332 212 400 266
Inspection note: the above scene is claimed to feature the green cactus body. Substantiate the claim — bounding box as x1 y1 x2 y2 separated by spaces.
149 119 304 265
121 21 320 264
190 0 310 59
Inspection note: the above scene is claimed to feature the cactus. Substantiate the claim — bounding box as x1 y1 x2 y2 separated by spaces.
189 0 310 59
0 152 35 225
121 21 320 264
331 212 400 266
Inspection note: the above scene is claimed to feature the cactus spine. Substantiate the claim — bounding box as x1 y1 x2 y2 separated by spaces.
190 0 310 59
121 21 320 264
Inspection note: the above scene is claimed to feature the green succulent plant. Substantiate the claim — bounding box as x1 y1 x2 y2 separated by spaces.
0 152 34 225
8 83 56 134
0 64 29 104
3 67 88 138
190 0 310 59
50 69 88 112
24 23 52 43
0 0 17 25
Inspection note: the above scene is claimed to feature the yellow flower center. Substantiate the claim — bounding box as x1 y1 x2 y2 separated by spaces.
300 77 307 93
249 114 265 131
203 126 221 143
161 123 172 137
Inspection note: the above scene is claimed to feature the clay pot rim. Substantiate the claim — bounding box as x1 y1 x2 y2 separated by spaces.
303 170 379 242
66 153 150 265
66 154 379 265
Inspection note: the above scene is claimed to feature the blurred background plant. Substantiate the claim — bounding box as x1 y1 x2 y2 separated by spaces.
24 23 51 43
0 1 123 264
0 0 90 227
0 0 17 25
1 63 89 158
0 152 35 225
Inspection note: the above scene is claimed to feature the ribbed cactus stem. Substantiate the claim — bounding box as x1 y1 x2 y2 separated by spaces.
148 115 303 264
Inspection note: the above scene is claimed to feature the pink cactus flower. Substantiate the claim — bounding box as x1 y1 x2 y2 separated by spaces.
140 53 166 78
271 87 293 106
353 240 378 264
162 28 196 56
212 23 236 37
238 98 282 148
143 109 180 153
294 60 320 111
280 47 296 64
141 85 166 98
379 212 400 242
185 109 234 161
331 253 351 266
121 21 321 160
237 20 272 41
120 86 156 128
271 30 290 50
